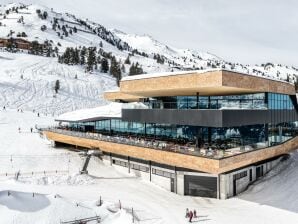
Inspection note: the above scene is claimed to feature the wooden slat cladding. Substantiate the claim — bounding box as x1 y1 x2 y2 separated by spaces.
44 131 298 174
117 70 295 98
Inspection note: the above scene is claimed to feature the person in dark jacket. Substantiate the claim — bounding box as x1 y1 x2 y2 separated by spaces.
189 210 193 222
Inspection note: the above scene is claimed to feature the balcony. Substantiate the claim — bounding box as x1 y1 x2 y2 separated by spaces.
43 127 298 174
43 127 271 160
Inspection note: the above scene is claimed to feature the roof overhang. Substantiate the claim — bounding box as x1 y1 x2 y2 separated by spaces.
104 91 144 102
117 69 295 98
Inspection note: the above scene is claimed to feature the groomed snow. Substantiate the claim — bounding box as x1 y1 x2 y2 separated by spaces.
0 51 117 115
1 108 298 223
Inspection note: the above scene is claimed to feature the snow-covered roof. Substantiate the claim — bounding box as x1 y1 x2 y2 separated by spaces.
56 102 148 122
104 88 120 93
122 69 219 81
122 68 293 85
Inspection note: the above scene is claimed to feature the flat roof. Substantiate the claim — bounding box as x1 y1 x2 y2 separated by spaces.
118 69 295 98
122 68 291 84
56 102 148 122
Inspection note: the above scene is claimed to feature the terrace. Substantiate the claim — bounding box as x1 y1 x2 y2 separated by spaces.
44 126 273 160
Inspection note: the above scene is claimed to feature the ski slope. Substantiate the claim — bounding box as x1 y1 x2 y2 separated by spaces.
1 109 298 224
0 51 116 115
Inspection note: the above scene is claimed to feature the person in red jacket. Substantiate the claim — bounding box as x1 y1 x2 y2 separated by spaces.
189 210 193 222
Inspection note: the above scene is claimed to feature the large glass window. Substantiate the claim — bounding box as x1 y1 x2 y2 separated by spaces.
268 93 294 109
148 93 268 110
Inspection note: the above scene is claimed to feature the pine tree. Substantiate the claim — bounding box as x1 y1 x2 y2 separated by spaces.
129 62 135 75
101 58 109 73
80 47 86 65
62 47 71 64
54 80 60 93
295 76 298 92
129 62 143 76
121 64 126 73
87 47 96 72
74 48 80 65
124 55 131 64
110 57 122 86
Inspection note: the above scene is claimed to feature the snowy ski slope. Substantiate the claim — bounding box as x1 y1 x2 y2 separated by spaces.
0 51 116 114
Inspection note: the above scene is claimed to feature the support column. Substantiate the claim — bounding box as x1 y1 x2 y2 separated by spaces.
196 92 200 109
145 123 147 137
217 174 221 199
128 156 130 173
109 119 112 135
174 166 178 194
149 160 152 182
208 127 212 144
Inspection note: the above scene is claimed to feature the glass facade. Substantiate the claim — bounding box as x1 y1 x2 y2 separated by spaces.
144 93 295 110
68 119 298 151
63 92 297 154
268 93 294 109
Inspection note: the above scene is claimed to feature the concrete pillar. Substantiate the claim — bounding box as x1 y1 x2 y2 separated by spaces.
176 172 184 195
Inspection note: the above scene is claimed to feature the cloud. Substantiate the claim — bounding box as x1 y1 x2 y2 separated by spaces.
1 0 297 66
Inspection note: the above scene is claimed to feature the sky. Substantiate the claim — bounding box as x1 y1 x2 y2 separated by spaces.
1 0 298 67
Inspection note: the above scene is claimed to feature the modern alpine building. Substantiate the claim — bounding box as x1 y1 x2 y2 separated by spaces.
43 69 298 199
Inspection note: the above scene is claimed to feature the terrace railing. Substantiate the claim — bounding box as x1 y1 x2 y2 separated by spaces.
42 127 272 160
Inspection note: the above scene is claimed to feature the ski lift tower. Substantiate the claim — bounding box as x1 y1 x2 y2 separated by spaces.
79 148 103 174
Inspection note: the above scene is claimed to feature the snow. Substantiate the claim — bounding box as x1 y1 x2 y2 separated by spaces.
122 68 293 85
0 2 298 224
0 51 116 115
1 2 296 87
56 102 122 122
56 102 148 122
1 109 298 224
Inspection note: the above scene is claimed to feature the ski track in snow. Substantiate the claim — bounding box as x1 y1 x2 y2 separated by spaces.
0 52 116 115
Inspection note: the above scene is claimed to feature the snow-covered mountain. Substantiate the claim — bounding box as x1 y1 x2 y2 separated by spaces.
0 3 297 114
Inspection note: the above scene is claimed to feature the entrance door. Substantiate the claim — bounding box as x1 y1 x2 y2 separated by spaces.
170 178 175 192
256 166 263 179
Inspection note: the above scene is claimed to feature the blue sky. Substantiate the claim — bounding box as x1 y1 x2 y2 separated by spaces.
2 0 298 66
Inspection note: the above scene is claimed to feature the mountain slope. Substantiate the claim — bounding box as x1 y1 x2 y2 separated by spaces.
0 2 297 114
0 51 115 114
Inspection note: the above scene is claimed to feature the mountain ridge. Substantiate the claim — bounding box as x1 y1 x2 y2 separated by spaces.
0 2 297 114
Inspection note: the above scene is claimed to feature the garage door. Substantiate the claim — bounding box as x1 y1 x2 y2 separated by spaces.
184 175 217 198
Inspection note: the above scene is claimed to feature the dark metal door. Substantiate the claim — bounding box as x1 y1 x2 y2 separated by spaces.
170 178 175 192
233 175 237 196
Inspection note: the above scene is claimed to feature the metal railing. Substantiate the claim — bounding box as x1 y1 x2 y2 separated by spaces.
43 127 272 160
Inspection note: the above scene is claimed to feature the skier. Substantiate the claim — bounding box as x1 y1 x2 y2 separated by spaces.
30 127 33 133
18 127 21 133
189 210 193 223
37 112 40 117
3 106 5 110
193 209 197 219
185 208 189 218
